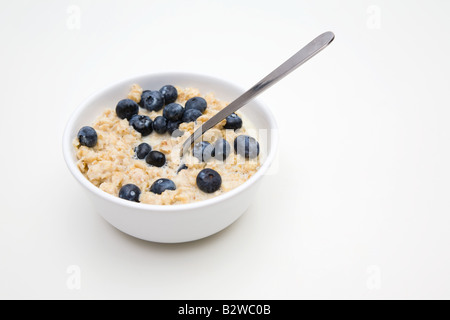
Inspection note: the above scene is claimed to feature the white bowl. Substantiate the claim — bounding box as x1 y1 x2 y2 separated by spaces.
62 72 278 243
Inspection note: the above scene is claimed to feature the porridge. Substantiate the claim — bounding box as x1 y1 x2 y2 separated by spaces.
74 84 261 205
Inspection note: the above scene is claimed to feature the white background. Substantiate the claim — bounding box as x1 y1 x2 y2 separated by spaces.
1 0 449 299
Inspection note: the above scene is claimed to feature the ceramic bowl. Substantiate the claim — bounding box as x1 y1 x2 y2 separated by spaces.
63 72 278 243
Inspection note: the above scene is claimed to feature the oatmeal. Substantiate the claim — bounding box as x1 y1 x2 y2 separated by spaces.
74 85 261 205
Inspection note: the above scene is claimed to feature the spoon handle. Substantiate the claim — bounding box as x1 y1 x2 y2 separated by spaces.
182 31 335 155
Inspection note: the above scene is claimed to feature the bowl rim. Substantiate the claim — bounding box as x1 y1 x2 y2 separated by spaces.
62 71 278 212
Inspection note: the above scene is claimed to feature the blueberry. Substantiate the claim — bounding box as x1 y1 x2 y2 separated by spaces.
182 109 202 123
193 141 214 162
185 97 207 113
177 164 188 174
223 113 243 130
77 126 98 148
196 169 222 193
163 103 184 121
234 135 260 159
159 85 178 104
150 178 176 195
139 90 165 112
152 116 168 134
116 99 139 120
213 139 231 161
129 114 153 136
119 184 141 202
135 143 152 159
167 120 183 137
145 150 166 167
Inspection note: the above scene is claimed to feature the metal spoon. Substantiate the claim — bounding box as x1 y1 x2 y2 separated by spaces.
180 31 335 157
